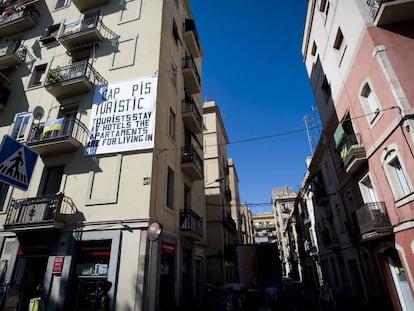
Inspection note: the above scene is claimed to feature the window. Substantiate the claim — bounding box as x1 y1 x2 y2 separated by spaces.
166 166 175 210
170 59 177 88
172 19 181 45
333 28 343 50
10 112 33 142
359 174 378 204
55 0 70 9
333 27 347 66
311 41 317 56
319 0 327 12
321 76 331 104
39 24 61 44
28 63 47 88
168 108 176 141
384 149 412 200
360 82 380 124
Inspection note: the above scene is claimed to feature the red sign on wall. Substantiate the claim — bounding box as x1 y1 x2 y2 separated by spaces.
161 241 175 256
53 256 64 274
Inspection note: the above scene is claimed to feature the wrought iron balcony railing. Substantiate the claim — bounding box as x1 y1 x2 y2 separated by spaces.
0 5 40 37
45 60 106 99
58 15 118 51
4 194 68 230
181 146 203 180
180 209 202 236
45 60 106 86
356 202 392 239
183 56 201 94
339 133 366 172
26 117 88 155
367 0 414 26
0 41 28 67
182 93 202 133
183 19 203 58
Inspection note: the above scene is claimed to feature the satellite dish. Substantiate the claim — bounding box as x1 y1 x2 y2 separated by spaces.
33 106 44 120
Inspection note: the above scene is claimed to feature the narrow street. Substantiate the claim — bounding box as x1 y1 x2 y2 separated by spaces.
202 279 382 311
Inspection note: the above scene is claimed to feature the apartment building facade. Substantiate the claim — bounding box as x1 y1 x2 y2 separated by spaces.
203 100 238 285
272 187 296 277
0 0 206 310
302 0 414 309
239 203 254 244
251 212 277 245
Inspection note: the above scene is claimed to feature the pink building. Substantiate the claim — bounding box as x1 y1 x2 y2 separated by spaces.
302 1 414 310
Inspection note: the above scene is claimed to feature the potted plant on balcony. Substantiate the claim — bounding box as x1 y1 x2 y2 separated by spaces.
46 67 62 84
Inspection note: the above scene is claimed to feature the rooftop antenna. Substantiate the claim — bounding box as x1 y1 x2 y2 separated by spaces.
304 115 314 154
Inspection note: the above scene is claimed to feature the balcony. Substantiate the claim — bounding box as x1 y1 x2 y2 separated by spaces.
180 209 203 240
0 5 39 38
58 16 105 51
0 42 28 69
340 134 367 173
356 202 392 240
72 0 110 11
45 61 106 100
26 117 88 156
225 187 232 202
4 194 67 231
367 0 414 26
183 56 201 94
181 146 203 180
182 93 202 134
183 19 203 58
223 212 237 232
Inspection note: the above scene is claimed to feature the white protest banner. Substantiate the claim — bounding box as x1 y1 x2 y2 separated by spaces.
85 75 158 155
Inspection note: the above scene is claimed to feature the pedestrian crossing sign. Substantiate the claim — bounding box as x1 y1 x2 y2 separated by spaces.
0 135 38 191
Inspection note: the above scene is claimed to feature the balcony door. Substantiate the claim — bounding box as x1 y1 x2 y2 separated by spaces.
42 166 64 195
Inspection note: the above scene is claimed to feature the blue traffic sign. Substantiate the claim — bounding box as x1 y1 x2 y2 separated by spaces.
0 135 38 191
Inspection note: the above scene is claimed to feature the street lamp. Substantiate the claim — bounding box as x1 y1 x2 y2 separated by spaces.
146 222 162 310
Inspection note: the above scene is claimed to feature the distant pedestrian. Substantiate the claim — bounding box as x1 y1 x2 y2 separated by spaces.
97 281 112 311
318 281 336 310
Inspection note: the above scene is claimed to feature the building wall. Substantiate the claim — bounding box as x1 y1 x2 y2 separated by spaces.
302 0 414 309
0 0 206 310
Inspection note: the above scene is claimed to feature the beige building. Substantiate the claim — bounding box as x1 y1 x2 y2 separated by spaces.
272 186 296 277
227 158 242 244
0 0 205 310
203 100 238 285
239 203 254 244
252 212 277 244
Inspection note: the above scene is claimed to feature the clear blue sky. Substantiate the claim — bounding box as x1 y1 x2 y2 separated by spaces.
190 1 320 214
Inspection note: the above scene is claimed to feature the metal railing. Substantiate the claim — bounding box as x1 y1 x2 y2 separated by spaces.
182 93 202 126
180 209 202 236
0 41 27 61
184 19 202 51
5 194 67 226
0 6 40 26
60 15 118 41
356 202 391 234
27 117 89 146
183 56 201 86
45 60 106 86
181 146 203 172
367 0 393 18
